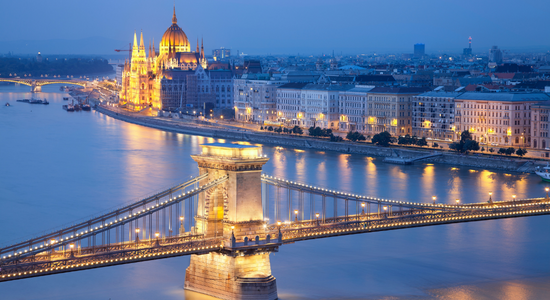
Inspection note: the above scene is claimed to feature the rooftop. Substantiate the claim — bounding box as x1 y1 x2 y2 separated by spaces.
416 91 464 98
201 143 258 149
456 92 550 102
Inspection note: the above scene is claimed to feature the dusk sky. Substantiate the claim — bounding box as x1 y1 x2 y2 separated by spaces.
0 0 548 55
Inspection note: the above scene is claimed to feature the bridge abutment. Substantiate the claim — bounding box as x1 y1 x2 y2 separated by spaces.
185 252 277 300
188 143 277 300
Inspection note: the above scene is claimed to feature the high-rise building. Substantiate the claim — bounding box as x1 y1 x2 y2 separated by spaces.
489 46 503 63
414 43 425 58
463 37 473 57
212 48 231 60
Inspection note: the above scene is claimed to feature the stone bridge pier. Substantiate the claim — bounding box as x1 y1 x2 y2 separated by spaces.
185 143 278 300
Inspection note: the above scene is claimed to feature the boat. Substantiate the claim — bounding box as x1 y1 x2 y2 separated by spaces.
16 99 30 103
5 102 10 107
29 99 44 104
535 162 550 182
63 104 75 112
43 99 49 105
82 104 91 111
63 97 69 101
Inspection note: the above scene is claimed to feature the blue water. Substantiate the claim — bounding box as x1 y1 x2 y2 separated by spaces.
1 84 550 300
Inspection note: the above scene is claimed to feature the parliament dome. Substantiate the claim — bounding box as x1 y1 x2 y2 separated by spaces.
159 7 190 55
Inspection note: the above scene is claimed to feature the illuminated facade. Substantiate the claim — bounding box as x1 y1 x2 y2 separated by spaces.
412 91 460 141
454 92 550 147
119 7 210 112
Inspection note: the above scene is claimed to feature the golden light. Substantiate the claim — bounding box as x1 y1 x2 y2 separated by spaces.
383 206 388 211
50 239 56 244
220 115 223 119
294 210 298 215
69 244 75 249
507 128 512 136
455 199 460 204
546 187 549 192
361 203 365 207
432 196 436 201
277 221 282 226
231 226 235 230
180 216 184 221
489 192 492 196
391 119 398 126
155 232 160 238
315 213 320 218
135 228 140 233
512 195 516 200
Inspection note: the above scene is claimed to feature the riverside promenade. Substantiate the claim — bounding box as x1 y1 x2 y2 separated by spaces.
94 105 539 173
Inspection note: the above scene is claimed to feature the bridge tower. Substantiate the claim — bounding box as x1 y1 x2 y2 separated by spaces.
185 143 277 300
30 80 41 92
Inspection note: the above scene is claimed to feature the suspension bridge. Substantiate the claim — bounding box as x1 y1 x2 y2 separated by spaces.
0 78 87 92
1 143 550 300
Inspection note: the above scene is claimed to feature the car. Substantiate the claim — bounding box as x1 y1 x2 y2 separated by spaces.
545 148 550 151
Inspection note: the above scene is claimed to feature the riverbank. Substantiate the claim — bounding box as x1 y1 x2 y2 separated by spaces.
94 105 539 173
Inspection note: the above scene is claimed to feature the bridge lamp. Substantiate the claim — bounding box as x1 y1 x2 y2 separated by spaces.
179 216 184 224
361 202 366 215
294 210 299 222
546 187 549 200
432 196 436 205
512 195 516 202
489 192 493 203
277 221 281 227
455 199 460 205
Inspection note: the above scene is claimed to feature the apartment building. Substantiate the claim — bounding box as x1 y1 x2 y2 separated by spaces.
276 83 353 129
234 74 286 123
365 87 429 136
531 102 550 153
412 91 461 140
454 92 550 147
338 86 373 132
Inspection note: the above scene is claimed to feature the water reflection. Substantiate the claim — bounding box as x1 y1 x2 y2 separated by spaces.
2 85 550 299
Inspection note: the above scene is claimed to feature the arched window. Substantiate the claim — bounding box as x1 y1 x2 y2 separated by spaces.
534 139 538 148
515 137 519 144
141 83 145 90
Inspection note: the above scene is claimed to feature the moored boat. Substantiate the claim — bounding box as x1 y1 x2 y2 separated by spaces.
535 162 550 182
5 102 10 107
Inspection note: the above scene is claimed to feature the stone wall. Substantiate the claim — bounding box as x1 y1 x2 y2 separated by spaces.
95 105 534 173
185 252 277 300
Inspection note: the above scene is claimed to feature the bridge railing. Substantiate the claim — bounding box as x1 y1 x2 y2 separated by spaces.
0 174 228 265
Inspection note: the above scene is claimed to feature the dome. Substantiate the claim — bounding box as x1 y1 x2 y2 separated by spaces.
159 7 190 55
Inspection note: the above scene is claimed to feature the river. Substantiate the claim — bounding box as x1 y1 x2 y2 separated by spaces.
1 85 550 300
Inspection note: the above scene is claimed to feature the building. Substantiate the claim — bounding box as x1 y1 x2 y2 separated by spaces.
115 64 124 87
212 48 231 60
412 91 462 140
489 46 503 64
454 92 550 147
338 86 373 132
234 74 286 123
276 83 352 129
366 87 430 136
414 43 425 59
119 7 211 112
531 102 550 153
463 36 473 57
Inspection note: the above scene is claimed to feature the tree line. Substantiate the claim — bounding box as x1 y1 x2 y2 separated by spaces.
0 57 113 76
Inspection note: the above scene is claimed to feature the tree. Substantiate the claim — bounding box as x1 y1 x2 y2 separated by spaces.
292 126 303 135
432 142 439 148
481 147 485 152
464 139 480 153
505 147 515 156
260 126 264 130
267 126 273 131
489 148 495 153
372 131 392 147
516 148 528 157
449 142 461 152
498 148 506 155
346 131 366 142
275 127 282 133
330 134 343 142
416 137 428 147
460 130 472 142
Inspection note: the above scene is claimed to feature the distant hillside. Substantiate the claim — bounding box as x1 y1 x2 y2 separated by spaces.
0 37 129 55
0 57 113 76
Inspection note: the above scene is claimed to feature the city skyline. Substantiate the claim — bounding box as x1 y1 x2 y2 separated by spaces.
0 0 549 55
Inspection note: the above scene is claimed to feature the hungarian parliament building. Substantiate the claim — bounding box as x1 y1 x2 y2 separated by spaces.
119 7 233 112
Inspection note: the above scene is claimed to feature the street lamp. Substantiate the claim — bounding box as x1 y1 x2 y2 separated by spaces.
432 196 436 205
512 194 516 203
455 199 460 205
155 232 160 245
361 202 366 215
383 206 388 218
489 192 493 204
315 213 320 225
135 228 140 244
179 216 185 234
546 187 549 200
69 243 75 257
294 210 299 222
